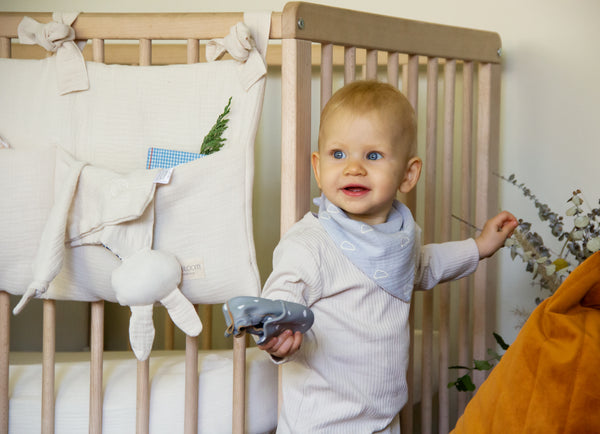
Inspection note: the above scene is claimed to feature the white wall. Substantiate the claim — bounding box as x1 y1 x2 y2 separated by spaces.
4 0 600 346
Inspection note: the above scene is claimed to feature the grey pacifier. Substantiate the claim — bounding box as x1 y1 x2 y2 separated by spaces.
222 296 314 344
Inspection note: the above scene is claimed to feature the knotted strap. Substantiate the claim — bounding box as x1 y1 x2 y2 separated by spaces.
206 22 254 63
206 13 270 91
18 12 89 95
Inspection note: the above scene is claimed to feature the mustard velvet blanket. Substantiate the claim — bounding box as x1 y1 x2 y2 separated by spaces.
453 251 600 433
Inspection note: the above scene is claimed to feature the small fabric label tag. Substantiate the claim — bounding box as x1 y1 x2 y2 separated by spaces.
154 168 174 184
181 259 206 280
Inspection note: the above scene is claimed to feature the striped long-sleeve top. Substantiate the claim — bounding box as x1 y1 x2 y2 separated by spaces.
261 212 479 433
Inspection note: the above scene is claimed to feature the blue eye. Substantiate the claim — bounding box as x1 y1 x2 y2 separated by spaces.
333 150 346 159
366 152 382 160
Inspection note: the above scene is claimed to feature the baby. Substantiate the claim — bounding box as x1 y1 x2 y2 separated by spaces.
259 80 517 433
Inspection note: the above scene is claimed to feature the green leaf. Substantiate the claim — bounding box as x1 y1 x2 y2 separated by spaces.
493 332 510 350
200 96 232 155
474 360 493 371
453 374 476 392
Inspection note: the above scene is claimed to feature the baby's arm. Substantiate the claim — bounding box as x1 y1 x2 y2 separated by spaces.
475 211 518 259
258 233 321 362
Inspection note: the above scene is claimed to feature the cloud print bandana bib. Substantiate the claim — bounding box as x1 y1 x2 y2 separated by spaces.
315 194 417 302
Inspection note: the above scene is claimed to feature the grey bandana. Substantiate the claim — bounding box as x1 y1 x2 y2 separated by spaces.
315 194 416 302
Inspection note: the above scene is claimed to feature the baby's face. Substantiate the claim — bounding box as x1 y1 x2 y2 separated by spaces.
312 109 413 226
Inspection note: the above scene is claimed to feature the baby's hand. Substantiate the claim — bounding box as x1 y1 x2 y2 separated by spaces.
475 211 518 259
258 329 303 359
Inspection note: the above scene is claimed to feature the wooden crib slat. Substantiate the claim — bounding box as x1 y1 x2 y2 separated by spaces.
439 58 457 433
280 38 312 234
458 60 475 416
232 333 246 434
184 334 199 434
164 315 175 350
472 62 501 387
89 301 104 434
200 305 213 350
136 359 150 434
320 43 333 111
187 39 200 64
421 56 439 434
88 41 106 434
365 49 378 80
0 37 10 58
400 54 419 434
139 39 152 66
133 36 153 434
92 38 105 63
0 291 9 434
403 55 419 215
387 52 399 88
402 303 416 433
42 300 56 434
344 46 356 85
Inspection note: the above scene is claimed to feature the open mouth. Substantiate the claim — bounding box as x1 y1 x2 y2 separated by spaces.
342 185 370 196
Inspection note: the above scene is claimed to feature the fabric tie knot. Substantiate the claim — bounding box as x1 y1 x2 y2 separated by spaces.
206 22 255 63
206 20 267 91
18 17 76 52
17 13 89 95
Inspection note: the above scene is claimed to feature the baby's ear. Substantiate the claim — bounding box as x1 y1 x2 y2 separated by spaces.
399 157 422 194
311 151 323 189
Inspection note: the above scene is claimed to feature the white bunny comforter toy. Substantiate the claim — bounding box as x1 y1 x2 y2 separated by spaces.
14 147 201 361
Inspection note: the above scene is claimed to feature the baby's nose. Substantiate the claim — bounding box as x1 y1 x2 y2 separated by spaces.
343 159 366 175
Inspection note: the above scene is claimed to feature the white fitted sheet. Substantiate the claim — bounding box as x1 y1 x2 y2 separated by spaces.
8 348 277 434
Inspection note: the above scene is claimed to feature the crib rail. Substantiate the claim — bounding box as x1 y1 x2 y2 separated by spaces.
0 3 501 433
280 2 501 63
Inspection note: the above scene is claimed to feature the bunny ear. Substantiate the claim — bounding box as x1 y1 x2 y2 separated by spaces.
129 304 155 361
161 288 203 337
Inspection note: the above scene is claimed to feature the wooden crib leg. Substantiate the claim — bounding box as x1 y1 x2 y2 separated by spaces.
0 291 9 434
232 332 246 434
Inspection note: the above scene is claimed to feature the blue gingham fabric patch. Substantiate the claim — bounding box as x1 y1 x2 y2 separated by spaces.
146 147 205 169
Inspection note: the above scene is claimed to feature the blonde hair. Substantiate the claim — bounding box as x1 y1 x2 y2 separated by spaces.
318 80 417 156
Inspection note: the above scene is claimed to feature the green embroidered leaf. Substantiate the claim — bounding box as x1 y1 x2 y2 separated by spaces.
200 96 232 155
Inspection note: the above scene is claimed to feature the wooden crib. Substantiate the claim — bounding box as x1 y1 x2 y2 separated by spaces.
0 3 502 433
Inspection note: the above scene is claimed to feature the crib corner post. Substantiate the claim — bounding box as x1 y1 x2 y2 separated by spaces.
280 38 312 235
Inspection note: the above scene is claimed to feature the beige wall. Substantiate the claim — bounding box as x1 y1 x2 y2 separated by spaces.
5 0 600 347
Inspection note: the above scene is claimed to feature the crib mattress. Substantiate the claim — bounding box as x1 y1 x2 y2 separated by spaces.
8 348 277 434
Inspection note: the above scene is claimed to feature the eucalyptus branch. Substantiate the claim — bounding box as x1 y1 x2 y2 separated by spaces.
450 173 600 392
